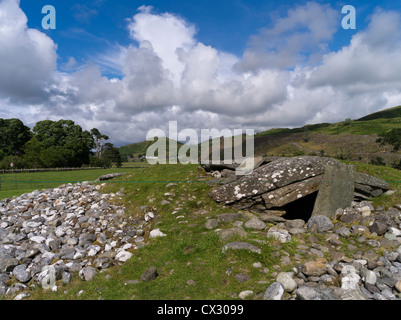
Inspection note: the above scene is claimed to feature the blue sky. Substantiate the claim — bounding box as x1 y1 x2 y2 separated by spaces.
20 0 363 76
2 0 401 145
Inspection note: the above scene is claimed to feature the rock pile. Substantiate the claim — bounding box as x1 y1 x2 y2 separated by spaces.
0 182 149 299
206 201 401 300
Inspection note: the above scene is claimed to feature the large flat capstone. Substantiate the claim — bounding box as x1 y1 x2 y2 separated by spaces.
208 156 390 216
209 156 338 205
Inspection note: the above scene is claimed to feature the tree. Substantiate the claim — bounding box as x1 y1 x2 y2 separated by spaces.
102 143 122 168
25 119 94 167
0 118 32 159
376 128 401 152
90 128 109 158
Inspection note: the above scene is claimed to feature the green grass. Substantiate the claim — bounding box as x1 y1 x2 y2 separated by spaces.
6 160 401 300
343 160 401 208
24 164 299 300
0 168 133 200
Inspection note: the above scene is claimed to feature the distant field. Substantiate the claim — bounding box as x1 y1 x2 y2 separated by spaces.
0 167 141 200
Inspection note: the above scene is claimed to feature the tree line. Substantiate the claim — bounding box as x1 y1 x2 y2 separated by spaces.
0 119 121 169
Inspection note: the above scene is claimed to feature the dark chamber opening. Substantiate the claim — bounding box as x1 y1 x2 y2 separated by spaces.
280 192 318 222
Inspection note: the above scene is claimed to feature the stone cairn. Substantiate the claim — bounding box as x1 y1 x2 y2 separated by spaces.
203 156 401 300
0 181 159 300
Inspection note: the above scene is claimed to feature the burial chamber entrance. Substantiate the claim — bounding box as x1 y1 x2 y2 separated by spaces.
268 192 318 222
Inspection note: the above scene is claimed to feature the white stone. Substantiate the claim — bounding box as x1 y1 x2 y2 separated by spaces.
73 251 84 259
13 292 30 300
364 270 377 285
266 228 291 243
87 245 101 257
263 282 284 300
115 250 133 262
341 265 361 291
55 226 67 237
239 290 254 300
390 227 401 237
42 252 55 260
30 235 46 243
23 221 42 228
150 228 167 238
276 272 297 292
360 206 371 217
122 243 133 250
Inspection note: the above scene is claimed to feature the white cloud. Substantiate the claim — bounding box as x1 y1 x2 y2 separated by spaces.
235 2 339 72
0 0 57 102
127 6 196 86
2 2 401 147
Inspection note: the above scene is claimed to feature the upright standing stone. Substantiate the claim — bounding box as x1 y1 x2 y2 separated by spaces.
312 162 355 219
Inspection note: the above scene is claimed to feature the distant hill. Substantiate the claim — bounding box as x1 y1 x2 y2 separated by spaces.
119 105 401 165
357 105 401 121
118 137 184 161
252 105 401 164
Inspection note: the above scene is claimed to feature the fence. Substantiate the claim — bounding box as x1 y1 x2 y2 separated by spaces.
0 167 103 174
0 165 148 194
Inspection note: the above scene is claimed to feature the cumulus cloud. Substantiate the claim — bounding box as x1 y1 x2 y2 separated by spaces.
235 2 339 72
0 0 57 103
127 5 196 86
304 9 401 118
2 1 401 146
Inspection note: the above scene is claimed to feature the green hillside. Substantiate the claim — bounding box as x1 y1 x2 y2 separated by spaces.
357 105 401 121
257 114 401 138
118 137 184 160
118 105 401 165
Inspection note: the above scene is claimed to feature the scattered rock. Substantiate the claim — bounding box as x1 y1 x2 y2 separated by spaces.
205 219 219 230
221 242 262 254
302 261 327 277
217 213 243 223
96 173 126 181
79 267 97 282
239 290 253 300
115 250 133 262
140 266 158 282
263 282 284 300
276 272 297 293
244 218 266 230
296 285 336 300
13 265 31 283
266 226 291 243
216 227 247 241
235 273 250 283
150 228 167 238
307 215 334 232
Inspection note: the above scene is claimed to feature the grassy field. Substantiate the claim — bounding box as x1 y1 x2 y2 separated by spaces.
0 167 143 200
12 160 401 300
